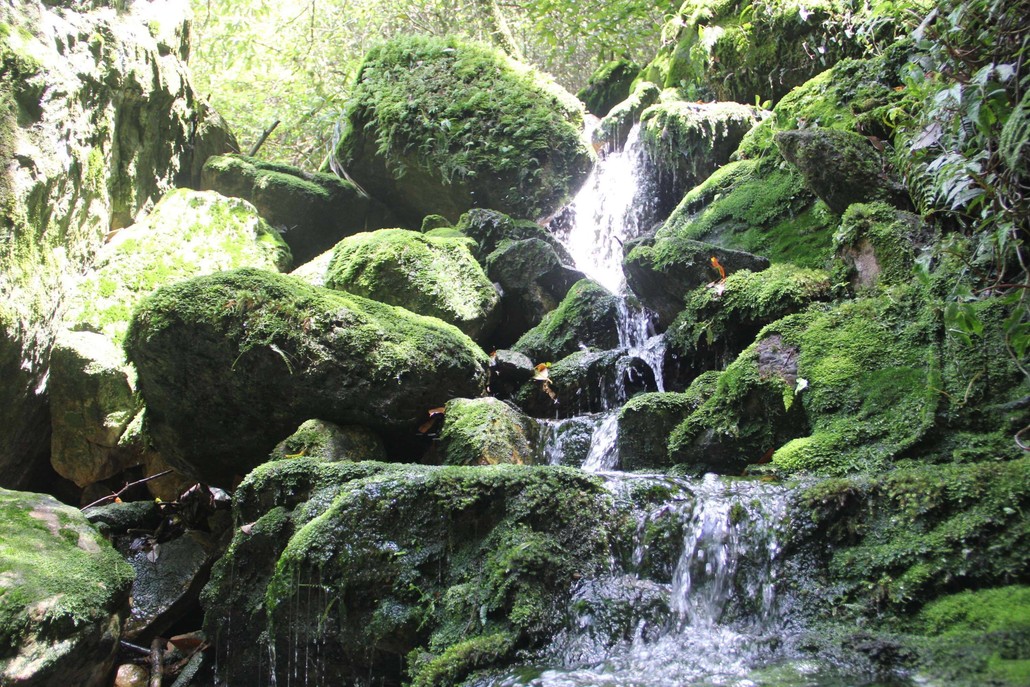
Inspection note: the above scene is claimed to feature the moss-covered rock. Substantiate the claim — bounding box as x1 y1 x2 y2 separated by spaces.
325 228 500 342
201 154 398 265
270 419 386 463
456 208 574 266
202 461 626 686
488 349 535 401
125 268 489 486
515 349 656 420
833 202 923 290
0 1 234 487
664 263 831 387
623 237 771 328
577 59 640 118
436 398 536 466
511 279 621 363
335 35 593 226
775 128 910 214
638 100 762 216
617 373 720 470
0 487 134 686
594 81 662 151
640 0 903 105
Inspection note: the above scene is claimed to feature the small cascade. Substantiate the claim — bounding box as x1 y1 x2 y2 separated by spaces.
579 412 620 472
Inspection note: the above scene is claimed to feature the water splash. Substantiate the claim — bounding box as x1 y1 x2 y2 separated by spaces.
580 412 620 472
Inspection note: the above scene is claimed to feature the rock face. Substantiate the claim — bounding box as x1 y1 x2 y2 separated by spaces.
436 397 536 466
125 268 489 486
50 189 292 487
335 35 594 226
833 202 922 290
201 154 398 264
325 229 500 342
0 1 236 487
202 460 623 687
0 488 134 687
512 280 621 362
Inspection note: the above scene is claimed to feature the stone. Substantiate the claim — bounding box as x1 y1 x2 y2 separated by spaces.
511 279 621 362
125 268 489 486
488 349 535 400
0 0 233 488
0 488 134 687
48 330 139 487
833 202 924 290
577 59 640 118
113 664 149 687
617 389 709 470
775 128 910 214
436 397 536 466
623 237 771 329
269 419 386 463
325 228 500 342
594 81 661 152
456 208 574 266
201 154 397 265
335 36 593 226
202 461 622 686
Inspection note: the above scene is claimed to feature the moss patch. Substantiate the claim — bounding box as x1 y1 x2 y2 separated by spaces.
511 279 620 363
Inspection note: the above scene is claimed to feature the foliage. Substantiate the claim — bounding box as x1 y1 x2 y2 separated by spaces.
188 0 677 167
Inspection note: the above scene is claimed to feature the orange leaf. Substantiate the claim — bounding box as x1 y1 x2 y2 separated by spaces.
710 256 726 281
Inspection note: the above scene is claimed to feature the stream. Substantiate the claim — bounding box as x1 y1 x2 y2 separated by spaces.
478 127 910 687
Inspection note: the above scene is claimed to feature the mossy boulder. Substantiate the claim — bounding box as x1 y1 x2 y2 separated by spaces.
639 0 899 105
515 349 656 420
623 237 770 328
325 228 500 342
775 128 910 214
487 349 535 401
594 81 662 151
617 373 720 470
200 154 398 265
833 202 923 290
50 189 292 488
664 263 831 387
0 488 134 687
436 398 536 466
124 268 489 486
455 208 574 266
511 279 621 363
202 461 625 686
638 100 762 217
269 419 386 463
335 35 593 226
48 330 139 487
577 59 640 118
0 1 234 487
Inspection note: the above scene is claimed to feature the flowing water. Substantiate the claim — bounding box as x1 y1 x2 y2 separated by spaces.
508 126 905 687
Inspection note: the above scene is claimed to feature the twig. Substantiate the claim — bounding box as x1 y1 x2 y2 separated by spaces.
150 637 163 687
81 470 174 511
248 120 281 157
121 640 152 655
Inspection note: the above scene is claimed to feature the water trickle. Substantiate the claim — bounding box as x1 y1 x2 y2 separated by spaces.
579 412 620 472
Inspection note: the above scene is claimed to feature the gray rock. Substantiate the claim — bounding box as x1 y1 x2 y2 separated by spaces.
270 420 386 463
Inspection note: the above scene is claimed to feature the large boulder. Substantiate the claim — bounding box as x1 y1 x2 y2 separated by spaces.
577 59 640 118
50 189 292 487
201 154 398 264
325 228 500 342
335 35 594 226
623 237 770 329
511 280 621 362
202 460 624 687
0 1 235 487
435 397 536 466
0 488 134 686
125 268 489 486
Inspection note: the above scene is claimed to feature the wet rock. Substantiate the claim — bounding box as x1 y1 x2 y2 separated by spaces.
511 279 621 363
489 349 535 400
0 488 134 687
775 128 910 214
457 208 574 266
833 202 923 290
49 330 139 487
532 416 599 468
335 36 593 226
516 349 656 419
123 531 220 641
436 397 536 465
577 59 640 118
595 81 661 152
201 154 397 264
270 419 386 463
113 663 149 687
617 386 714 471
125 268 488 486
623 237 770 329
0 0 233 488
84 500 161 538
202 461 623 687
325 228 500 342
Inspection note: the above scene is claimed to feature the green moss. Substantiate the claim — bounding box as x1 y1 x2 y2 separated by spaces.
511 279 620 362
833 201 918 289
438 397 535 466
0 489 133 652
325 228 498 340
617 391 701 470
408 632 515 687
338 35 592 223
577 59 639 118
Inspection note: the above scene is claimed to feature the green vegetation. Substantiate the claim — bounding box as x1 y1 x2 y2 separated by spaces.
511 279 620 362
437 397 536 466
